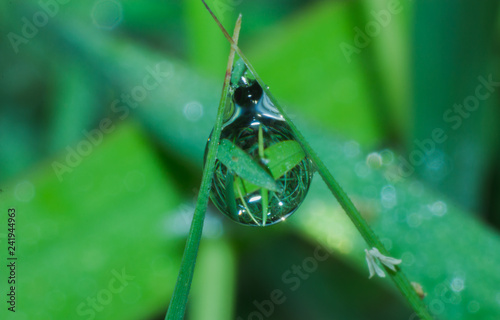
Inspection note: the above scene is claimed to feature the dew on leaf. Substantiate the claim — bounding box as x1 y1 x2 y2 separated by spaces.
205 60 314 226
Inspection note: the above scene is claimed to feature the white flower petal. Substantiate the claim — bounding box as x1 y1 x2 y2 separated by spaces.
365 249 376 278
365 247 402 278
373 262 386 278
380 257 402 271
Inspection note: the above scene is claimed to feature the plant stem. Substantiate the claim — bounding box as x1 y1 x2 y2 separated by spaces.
258 125 268 226
165 14 242 320
200 2 433 318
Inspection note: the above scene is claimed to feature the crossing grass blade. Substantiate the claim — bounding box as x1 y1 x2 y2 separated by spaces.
164 14 242 320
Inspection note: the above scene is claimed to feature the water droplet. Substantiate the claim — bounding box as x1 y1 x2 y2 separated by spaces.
206 61 314 226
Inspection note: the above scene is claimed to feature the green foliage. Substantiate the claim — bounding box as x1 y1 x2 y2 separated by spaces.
218 139 279 193
0 124 184 319
1 0 500 319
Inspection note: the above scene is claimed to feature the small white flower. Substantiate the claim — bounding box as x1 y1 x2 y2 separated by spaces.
365 247 402 279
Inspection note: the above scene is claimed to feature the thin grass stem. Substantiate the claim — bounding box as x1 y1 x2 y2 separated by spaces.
164 14 242 320
236 177 260 226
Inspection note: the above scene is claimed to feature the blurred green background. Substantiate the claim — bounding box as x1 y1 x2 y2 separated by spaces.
1 0 500 319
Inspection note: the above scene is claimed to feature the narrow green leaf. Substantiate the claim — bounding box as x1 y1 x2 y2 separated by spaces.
235 176 260 226
264 140 306 179
261 188 268 226
218 139 279 192
225 171 238 219
234 140 305 196
230 58 247 85
165 15 242 320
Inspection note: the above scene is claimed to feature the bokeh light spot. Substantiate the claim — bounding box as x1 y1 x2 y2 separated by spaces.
91 0 123 30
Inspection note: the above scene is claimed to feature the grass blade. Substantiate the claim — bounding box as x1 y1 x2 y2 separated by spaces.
218 138 279 192
164 15 242 320
200 1 433 318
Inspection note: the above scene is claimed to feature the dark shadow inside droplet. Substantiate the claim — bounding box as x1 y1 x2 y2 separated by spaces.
233 81 263 107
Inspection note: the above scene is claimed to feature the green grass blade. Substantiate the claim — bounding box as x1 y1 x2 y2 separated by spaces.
261 188 268 226
218 139 279 192
200 2 433 318
250 51 433 320
190 238 236 320
225 171 238 219
233 140 305 196
264 140 306 178
164 15 242 320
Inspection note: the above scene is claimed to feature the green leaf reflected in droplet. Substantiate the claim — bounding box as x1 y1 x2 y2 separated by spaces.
218 139 279 192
